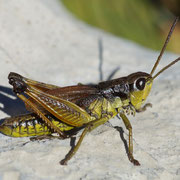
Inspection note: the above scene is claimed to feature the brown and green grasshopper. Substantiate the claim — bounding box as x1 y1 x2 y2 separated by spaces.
0 17 179 166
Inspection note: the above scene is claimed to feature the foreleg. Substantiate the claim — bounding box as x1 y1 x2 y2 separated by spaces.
136 103 152 113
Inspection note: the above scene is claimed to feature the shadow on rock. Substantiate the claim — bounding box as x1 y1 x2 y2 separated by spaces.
0 85 28 116
114 126 129 157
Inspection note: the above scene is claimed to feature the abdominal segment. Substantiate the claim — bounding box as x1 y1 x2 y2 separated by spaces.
0 113 74 137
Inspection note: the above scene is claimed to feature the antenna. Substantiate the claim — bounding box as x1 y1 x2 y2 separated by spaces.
150 17 179 76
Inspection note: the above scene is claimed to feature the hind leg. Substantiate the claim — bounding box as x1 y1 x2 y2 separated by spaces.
30 135 60 141
8 73 68 139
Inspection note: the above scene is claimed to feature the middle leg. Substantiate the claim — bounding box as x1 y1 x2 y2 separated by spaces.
120 113 140 166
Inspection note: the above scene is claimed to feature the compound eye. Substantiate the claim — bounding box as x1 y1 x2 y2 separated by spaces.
135 78 146 90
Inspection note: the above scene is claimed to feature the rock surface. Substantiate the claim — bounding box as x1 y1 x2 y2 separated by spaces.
0 0 179 180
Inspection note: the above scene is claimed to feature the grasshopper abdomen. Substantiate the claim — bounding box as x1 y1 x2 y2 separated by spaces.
0 113 74 137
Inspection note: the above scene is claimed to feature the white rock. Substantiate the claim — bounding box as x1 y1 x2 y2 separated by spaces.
0 0 180 179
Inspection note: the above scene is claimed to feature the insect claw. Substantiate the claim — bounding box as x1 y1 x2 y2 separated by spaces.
60 159 67 165
128 153 140 166
132 159 140 166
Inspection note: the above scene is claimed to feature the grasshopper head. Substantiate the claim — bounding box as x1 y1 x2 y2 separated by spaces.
130 17 180 110
128 72 153 110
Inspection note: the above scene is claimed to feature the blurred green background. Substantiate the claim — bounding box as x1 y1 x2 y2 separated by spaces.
61 0 180 53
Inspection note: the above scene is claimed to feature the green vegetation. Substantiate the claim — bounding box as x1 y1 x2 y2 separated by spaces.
62 0 180 53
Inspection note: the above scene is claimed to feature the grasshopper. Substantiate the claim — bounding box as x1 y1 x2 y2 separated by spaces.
0 17 179 166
